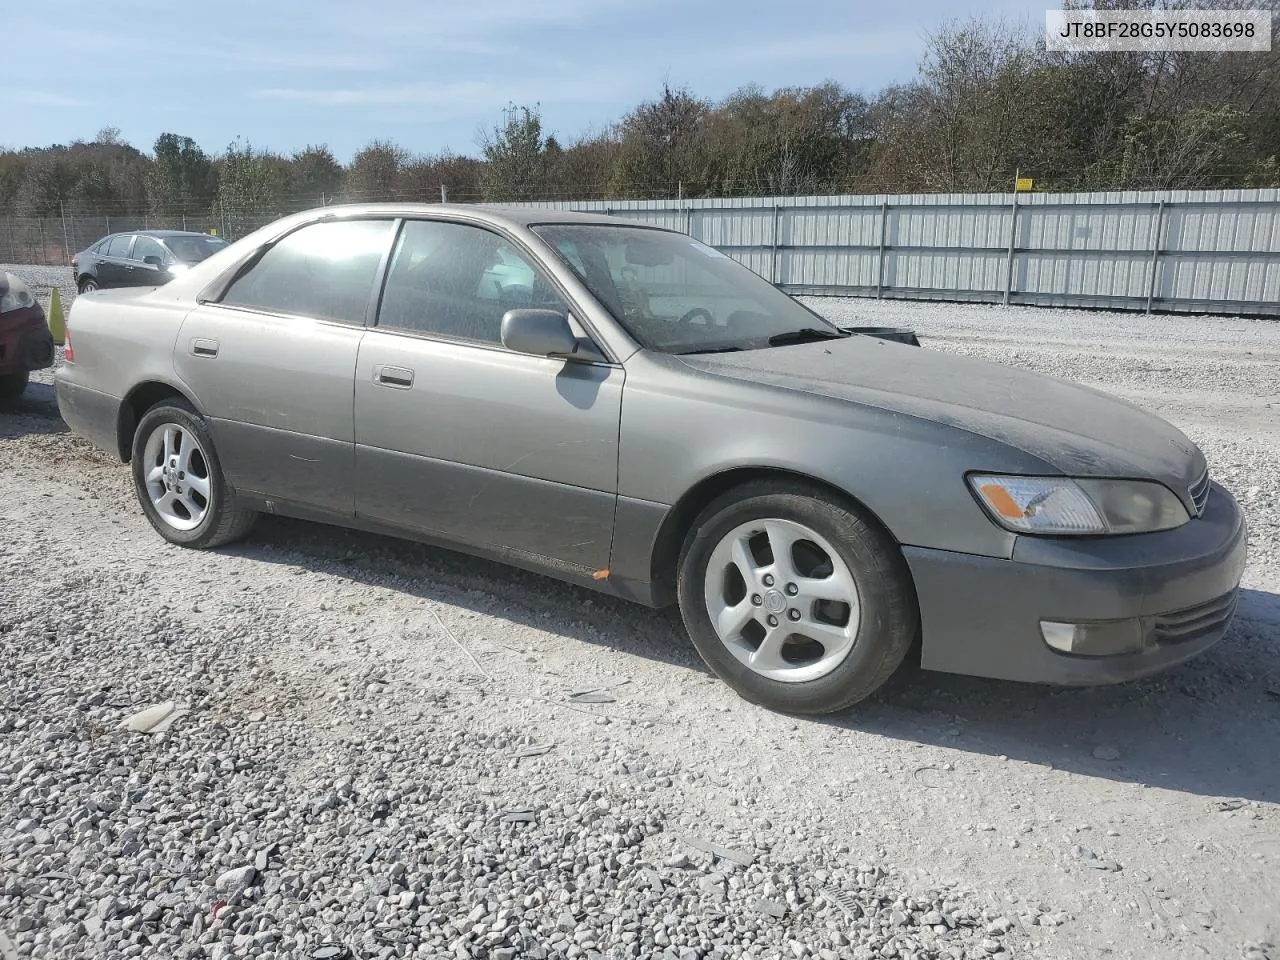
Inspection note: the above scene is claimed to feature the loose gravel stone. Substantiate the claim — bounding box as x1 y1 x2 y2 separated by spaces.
1 281 1276 960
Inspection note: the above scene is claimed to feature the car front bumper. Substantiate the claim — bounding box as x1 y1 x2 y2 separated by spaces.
906 480 1247 685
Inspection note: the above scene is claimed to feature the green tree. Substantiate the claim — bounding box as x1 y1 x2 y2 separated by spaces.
217 139 288 238
290 145 345 203
609 85 713 198
479 104 552 202
148 133 216 216
344 140 406 202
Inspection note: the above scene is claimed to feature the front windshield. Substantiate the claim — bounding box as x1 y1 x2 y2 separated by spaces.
530 224 842 354
165 235 229 263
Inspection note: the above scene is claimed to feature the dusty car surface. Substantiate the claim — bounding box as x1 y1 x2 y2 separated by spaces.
54 204 1247 713
0 271 54 399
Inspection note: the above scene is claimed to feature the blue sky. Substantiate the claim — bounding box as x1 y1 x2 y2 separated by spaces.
10 0 1046 161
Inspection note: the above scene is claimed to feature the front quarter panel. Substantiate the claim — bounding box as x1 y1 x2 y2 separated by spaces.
614 351 1057 581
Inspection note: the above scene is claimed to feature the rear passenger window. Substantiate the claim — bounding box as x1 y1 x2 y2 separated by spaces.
377 219 569 344
221 219 393 325
105 235 134 258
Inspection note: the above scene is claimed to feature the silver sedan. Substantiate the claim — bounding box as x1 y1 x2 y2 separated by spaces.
55 205 1247 714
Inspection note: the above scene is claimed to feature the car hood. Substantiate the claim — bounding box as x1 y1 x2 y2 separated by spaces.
679 335 1205 498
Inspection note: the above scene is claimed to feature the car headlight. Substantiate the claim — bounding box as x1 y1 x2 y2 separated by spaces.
969 474 1190 536
0 272 36 313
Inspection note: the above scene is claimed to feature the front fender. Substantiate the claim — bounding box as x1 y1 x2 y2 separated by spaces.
614 352 1051 573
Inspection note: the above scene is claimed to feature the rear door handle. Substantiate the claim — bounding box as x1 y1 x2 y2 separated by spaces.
191 338 219 358
375 365 414 389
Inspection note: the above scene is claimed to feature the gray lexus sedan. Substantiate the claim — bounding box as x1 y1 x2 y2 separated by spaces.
55 204 1247 714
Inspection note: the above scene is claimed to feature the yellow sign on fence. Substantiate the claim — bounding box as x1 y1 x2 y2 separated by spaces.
1015 177 1035 192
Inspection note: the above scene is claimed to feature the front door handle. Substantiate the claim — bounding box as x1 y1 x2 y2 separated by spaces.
191 338 219 358
375 365 414 389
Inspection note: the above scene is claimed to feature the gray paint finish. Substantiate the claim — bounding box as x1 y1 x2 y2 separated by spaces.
54 202 1248 691
354 330 622 569
173 305 364 514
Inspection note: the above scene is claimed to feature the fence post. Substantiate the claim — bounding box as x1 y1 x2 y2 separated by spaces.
1003 179 1020 306
876 200 889 298
219 199 227 240
5 218 14 264
1145 200 1166 314
771 204 781 284
685 206 693 237
440 184 448 203
38 219 47 266
60 202 72 263
105 215 111 236
182 214 187 231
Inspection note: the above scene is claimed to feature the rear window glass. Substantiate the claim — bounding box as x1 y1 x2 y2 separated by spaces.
105 235 133 258
220 219 392 326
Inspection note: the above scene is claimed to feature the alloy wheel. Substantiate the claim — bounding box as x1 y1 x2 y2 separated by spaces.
142 422 212 531
702 518 862 683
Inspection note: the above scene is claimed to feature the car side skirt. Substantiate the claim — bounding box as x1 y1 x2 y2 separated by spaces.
238 494 660 607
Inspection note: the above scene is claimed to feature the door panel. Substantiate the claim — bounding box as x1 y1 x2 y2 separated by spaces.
98 235 134 287
354 332 623 570
175 305 364 514
130 236 169 287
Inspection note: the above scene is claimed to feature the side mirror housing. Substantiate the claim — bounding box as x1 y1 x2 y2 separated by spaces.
501 309 603 362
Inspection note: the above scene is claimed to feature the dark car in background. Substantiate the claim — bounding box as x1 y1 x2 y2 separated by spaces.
72 230 229 292
0 271 54 399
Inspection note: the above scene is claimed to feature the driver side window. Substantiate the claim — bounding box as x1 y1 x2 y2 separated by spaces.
377 219 570 344
133 236 166 263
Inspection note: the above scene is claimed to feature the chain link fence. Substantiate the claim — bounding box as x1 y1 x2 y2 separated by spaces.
0 199 339 266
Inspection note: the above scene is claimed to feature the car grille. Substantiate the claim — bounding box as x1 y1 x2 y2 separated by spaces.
1150 590 1237 645
1188 468 1210 517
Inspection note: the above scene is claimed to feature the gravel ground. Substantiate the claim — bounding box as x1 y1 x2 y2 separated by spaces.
1 268 1278 960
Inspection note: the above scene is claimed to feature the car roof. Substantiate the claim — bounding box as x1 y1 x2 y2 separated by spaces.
305 202 665 230
136 230 227 239
90 230 225 243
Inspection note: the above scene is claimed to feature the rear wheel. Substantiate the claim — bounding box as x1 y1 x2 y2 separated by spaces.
131 398 256 548
78 277 98 293
676 480 918 714
0 372 29 399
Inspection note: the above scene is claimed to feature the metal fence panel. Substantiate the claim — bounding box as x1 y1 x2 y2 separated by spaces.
5 188 1279 315
500 188 1280 316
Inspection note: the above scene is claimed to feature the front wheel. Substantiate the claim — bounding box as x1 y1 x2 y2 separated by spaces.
78 277 99 293
0 372 30 400
131 398 257 548
676 480 918 714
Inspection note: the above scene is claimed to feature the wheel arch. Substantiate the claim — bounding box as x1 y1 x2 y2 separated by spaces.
116 380 201 461
648 465 910 606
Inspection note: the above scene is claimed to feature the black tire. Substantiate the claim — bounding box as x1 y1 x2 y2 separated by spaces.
0 372 29 400
78 277 98 293
675 480 918 715
131 398 257 549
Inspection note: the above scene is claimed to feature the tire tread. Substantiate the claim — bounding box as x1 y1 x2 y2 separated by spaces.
676 478 918 715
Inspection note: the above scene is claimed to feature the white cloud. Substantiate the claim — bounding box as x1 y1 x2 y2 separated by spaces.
10 91 91 108
252 69 640 113
706 29 922 67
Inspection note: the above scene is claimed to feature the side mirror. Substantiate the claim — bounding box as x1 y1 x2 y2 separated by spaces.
501 309 603 362
143 255 162 266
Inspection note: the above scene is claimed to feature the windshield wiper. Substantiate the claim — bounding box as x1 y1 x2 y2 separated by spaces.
673 345 744 355
767 327 848 347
